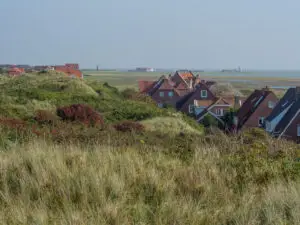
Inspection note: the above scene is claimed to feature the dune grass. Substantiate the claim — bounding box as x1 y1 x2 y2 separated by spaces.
0 132 300 224
141 116 203 136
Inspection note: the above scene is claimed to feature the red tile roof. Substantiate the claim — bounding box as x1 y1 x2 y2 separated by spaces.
55 67 83 78
138 80 156 93
178 71 194 79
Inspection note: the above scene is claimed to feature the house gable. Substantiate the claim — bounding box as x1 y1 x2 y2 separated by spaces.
150 78 180 106
196 97 232 122
242 92 278 129
138 80 156 93
178 83 217 115
236 89 278 129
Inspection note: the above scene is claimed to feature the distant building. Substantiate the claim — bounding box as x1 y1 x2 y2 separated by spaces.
54 63 83 79
135 67 155 72
0 64 12 69
65 63 79 70
8 67 25 76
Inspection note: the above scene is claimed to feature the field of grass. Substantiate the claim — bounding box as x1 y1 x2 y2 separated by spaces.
1 72 300 224
1 130 300 224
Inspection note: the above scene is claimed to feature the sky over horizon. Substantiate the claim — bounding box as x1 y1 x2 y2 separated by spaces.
1 0 300 70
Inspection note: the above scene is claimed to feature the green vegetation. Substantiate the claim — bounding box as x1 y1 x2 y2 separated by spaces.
1 130 300 224
141 116 203 136
0 72 300 224
0 72 171 122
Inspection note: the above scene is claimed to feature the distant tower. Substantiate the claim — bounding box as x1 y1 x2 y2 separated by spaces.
97 65 99 71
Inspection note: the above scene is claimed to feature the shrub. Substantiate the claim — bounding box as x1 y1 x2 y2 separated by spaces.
0 118 27 130
113 121 145 133
202 114 219 127
34 110 59 124
121 88 137 99
56 104 104 126
121 88 156 104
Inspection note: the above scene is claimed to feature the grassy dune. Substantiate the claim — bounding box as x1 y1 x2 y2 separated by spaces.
1 72 300 224
1 133 300 224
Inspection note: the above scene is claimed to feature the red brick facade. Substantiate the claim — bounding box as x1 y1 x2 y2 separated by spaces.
242 92 278 129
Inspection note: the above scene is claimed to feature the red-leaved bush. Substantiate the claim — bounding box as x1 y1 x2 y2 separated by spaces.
113 121 145 133
0 118 27 130
56 104 104 126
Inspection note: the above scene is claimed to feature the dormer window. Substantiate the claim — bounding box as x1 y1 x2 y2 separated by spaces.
201 90 208 98
168 91 174 97
159 92 164 97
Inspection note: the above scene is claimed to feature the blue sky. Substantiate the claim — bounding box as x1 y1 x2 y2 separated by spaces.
1 0 300 69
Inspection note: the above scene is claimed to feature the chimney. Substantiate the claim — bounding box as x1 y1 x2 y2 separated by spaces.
295 87 300 101
262 86 270 91
234 95 241 109
189 79 193 89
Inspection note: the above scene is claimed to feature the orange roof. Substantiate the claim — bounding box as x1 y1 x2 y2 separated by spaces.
178 71 194 79
8 67 24 73
138 80 156 93
194 100 215 107
55 67 82 78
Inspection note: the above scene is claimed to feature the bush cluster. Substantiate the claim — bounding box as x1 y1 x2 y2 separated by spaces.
56 104 104 126
113 121 145 133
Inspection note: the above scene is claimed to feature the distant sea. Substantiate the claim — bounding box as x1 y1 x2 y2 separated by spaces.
200 71 300 78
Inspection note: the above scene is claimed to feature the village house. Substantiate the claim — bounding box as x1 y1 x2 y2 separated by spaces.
138 70 201 107
175 81 243 124
8 67 25 76
196 96 244 125
138 71 241 125
235 87 278 130
55 66 83 79
176 81 217 116
265 87 300 142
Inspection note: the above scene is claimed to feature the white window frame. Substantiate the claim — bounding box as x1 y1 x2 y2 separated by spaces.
159 92 164 97
297 125 300 137
201 90 208 98
168 91 174 97
216 108 224 116
268 101 275 109
188 104 194 114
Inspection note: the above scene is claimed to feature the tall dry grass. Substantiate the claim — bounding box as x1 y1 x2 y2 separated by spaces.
0 132 300 225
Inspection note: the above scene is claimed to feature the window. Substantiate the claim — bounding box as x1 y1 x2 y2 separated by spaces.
266 121 272 132
188 104 194 114
268 101 275 109
298 125 300 137
216 108 224 116
168 91 174 97
201 90 208 98
259 117 265 126
159 92 164 97
158 103 164 108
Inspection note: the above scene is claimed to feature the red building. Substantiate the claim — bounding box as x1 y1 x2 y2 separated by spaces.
8 67 25 76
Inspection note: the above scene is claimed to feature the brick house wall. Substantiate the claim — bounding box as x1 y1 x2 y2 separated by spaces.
282 113 300 142
151 89 180 106
243 93 278 129
180 87 216 114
